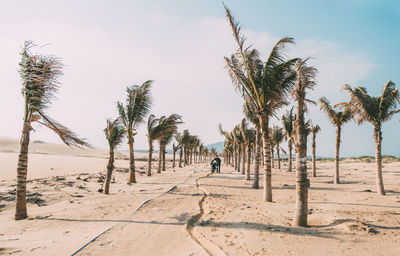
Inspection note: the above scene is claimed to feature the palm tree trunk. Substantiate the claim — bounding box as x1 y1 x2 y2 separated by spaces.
334 126 341 184
312 132 317 177
128 137 136 183
157 144 162 173
190 149 193 165
179 147 183 167
147 140 152 176
172 150 176 168
252 129 261 189
374 125 385 195
271 146 274 169
237 146 241 173
259 116 272 202
242 144 246 175
246 143 251 180
277 145 281 169
15 123 31 220
105 148 114 195
234 144 238 170
293 94 309 227
288 139 293 172
162 144 166 171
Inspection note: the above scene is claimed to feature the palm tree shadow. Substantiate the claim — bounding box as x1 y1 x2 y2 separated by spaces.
198 221 340 240
313 218 400 230
35 217 185 226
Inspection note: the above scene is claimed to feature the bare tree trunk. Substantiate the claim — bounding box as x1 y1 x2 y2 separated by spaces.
15 123 31 220
147 140 152 176
252 129 261 189
246 143 251 180
374 125 385 195
189 149 193 165
242 144 246 175
334 126 341 184
293 92 309 227
105 148 114 195
259 116 272 202
312 131 317 177
128 137 136 183
288 139 293 172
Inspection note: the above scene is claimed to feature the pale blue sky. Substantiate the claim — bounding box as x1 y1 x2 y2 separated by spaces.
0 1 399 157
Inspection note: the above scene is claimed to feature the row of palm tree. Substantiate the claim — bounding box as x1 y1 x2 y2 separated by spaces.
223 4 399 226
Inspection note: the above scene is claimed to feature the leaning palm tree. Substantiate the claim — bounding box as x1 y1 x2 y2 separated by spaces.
282 107 295 172
172 143 180 168
117 80 152 183
224 5 298 202
243 98 262 188
319 97 352 184
174 133 183 167
342 81 400 195
104 118 126 194
15 42 89 220
310 123 321 177
292 59 317 227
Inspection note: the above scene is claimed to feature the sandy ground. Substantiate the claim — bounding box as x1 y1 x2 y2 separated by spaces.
1 137 400 255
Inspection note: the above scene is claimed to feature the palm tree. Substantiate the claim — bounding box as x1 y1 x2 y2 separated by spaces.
282 108 295 172
224 6 298 202
240 119 256 180
104 118 126 194
147 114 182 176
243 98 262 188
174 133 183 167
292 59 317 227
15 42 89 220
172 143 180 168
319 97 352 184
310 123 321 177
342 81 400 195
270 125 285 170
117 80 152 183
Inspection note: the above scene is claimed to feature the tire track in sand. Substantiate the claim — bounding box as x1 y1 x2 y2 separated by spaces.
186 173 227 256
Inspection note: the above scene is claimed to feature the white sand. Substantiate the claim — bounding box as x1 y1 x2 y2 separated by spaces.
1 136 400 255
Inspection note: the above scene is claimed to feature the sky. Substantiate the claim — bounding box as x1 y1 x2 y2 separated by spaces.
0 0 399 157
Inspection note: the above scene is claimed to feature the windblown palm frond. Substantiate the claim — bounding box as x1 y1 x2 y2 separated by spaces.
104 118 126 149
319 97 352 126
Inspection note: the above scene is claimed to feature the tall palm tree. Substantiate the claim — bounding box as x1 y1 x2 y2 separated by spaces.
243 98 262 188
292 59 317 227
117 80 152 183
181 130 191 166
270 125 285 170
342 81 400 195
310 123 321 177
224 6 298 202
282 107 295 172
319 97 352 184
104 118 126 194
15 42 89 220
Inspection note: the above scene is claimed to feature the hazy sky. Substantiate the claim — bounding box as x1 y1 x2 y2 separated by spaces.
1 0 399 157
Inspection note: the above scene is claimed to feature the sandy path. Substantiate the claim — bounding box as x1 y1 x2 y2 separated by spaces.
76 166 209 256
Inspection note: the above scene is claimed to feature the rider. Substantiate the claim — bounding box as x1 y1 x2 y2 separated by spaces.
211 154 221 173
